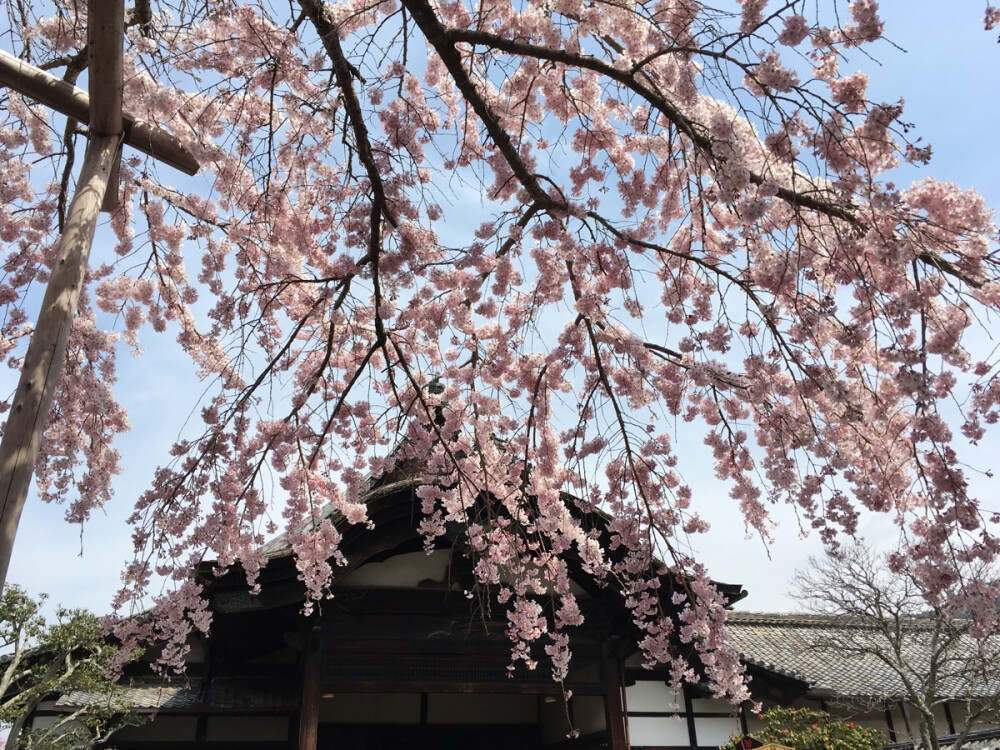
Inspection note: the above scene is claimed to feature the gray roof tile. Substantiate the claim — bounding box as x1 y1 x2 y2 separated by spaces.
54 676 298 712
726 611 1000 700
56 678 201 710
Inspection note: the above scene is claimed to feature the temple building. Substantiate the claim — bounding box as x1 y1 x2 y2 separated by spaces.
22 470 1000 749
32 470 747 750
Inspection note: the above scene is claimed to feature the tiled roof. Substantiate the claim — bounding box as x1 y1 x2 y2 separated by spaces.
726 611 999 700
56 678 201 710
54 676 298 712
886 727 1000 750
205 676 298 709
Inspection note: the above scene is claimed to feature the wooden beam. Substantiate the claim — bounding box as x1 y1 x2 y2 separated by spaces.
0 49 199 175
0 134 120 591
87 0 123 136
603 651 629 750
297 626 322 750
87 0 124 210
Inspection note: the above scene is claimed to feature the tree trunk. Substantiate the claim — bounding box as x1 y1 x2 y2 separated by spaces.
919 711 940 750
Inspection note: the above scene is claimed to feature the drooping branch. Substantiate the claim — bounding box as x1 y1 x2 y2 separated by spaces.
299 0 398 230
435 23 857 224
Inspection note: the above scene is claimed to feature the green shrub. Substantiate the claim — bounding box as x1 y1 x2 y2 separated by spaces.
722 707 886 750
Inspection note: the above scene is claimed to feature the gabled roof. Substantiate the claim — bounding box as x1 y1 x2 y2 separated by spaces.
253 465 747 604
258 476 420 560
726 611 999 700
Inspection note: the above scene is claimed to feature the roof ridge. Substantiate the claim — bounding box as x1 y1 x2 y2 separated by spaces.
727 610 949 629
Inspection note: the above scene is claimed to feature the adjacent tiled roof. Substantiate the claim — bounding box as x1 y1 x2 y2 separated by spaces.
54 676 298 712
726 611 999 700
56 678 201 710
886 727 1000 750
205 676 298 709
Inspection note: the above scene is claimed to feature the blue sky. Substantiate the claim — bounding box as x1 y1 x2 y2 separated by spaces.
4 2 999 616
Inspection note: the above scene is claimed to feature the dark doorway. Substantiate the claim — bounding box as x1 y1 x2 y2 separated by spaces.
318 723 542 750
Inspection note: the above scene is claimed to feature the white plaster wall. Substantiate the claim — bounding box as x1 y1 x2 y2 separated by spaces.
694 715 742 746
625 680 682 712
628 715 691 746
339 550 452 589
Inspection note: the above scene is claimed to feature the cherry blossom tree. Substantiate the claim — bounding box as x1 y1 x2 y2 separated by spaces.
1 0 1000 702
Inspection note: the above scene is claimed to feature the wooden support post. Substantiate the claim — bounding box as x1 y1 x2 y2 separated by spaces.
603 647 629 750
87 0 124 211
683 684 698 747
88 1 124 135
0 134 120 590
298 626 322 750
0 0 128 593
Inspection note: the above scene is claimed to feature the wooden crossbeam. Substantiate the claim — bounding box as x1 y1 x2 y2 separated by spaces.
0 49 199 176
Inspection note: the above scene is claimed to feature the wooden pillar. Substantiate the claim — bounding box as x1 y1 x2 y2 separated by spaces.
603 646 629 750
683 685 698 747
943 702 956 735
298 625 322 750
87 0 124 210
0 0 124 593
885 704 898 743
0 132 119 591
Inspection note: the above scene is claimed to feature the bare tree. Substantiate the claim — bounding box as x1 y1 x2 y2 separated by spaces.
792 545 1000 750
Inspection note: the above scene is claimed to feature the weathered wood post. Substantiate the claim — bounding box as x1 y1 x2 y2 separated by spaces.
0 0 122 592
298 625 323 750
604 638 630 750
0 1 200 593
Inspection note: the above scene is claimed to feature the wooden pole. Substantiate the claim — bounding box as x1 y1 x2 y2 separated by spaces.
88 0 124 211
298 626 323 750
603 647 629 750
0 0 126 593
0 134 120 590
87 1 123 136
0 50 199 176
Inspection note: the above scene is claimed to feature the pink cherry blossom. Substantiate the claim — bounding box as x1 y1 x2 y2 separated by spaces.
1 0 998 706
